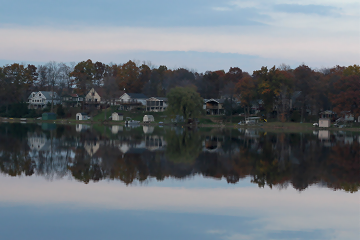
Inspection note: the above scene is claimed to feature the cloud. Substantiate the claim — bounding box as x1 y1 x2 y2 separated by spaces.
273 4 340 16
0 25 358 72
0 176 359 239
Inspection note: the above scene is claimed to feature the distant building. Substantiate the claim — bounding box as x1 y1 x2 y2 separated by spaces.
117 93 148 110
62 93 83 107
28 91 61 109
76 113 89 120
84 88 104 109
319 118 331 128
205 99 225 115
143 115 154 123
146 97 168 112
112 112 123 121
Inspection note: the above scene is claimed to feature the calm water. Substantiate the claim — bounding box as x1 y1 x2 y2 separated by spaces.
0 123 359 240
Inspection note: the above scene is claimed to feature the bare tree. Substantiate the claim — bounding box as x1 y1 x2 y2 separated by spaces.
59 62 75 90
45 61 61 112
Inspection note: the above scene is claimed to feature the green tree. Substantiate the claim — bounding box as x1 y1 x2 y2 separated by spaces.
166 86 204 121
165 129 202 164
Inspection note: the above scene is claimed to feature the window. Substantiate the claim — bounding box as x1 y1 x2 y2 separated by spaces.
92 92 95 96
32 94 35 97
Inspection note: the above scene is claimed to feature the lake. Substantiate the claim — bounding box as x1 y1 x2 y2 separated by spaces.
0 123 359 240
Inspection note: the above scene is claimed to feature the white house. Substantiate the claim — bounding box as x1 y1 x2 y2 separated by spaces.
28 91 61 109
76 113 89 120
112 112 123 121
118 93 148 110
146 97 168 112
319 118 331 128
143 115 154 123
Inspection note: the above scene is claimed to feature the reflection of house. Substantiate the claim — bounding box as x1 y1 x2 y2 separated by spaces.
117 93 147 110
143 126 154 134
84 141 101 157
28 91 61 109
318 130 330 140
205 99 225 115
145 135 166 151
111 125 123 134
203 136 224 152
146 97 168 112
28 133 48 151
76 124 90 132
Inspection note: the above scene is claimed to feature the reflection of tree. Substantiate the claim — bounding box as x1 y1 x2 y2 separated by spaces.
165 129 202 164
328 142 360 193
0 123 359 193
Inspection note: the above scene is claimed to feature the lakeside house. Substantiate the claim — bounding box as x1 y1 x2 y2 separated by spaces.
84 88 104 109
117 93 148 110
204 99 225 115
111 112 123 121
28 91 61 109
61 93 84 108
76 113 89 120
146 97 168 112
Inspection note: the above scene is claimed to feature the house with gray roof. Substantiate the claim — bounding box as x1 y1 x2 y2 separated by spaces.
118 93 148 110
146 97 168 112
28 91 61 109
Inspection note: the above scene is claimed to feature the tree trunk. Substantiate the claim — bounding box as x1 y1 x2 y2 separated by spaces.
301 102 304 123
51 84 54 113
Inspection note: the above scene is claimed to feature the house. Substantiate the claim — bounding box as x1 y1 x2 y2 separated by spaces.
319 118 331 128
146 97 168 112
319 110 337 121
117 93 148 110
112 112 123 121
62 93 83 107
76 113 89 120
143 115 154 123
205 99 225 115
28 91 61 109
84 88 104 109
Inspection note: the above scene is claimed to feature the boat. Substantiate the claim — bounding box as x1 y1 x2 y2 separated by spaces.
125 117 140 125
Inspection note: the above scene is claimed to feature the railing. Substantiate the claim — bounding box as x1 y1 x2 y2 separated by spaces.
206 105 221 109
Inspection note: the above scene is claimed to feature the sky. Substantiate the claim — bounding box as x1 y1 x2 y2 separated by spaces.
0 0 359 73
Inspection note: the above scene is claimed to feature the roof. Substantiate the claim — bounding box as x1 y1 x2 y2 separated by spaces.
126 93 148 99
112 112 123 115
205 98 225 104
39 91 59 99
320 110 335 114
147 97 168 101
89 87 104 97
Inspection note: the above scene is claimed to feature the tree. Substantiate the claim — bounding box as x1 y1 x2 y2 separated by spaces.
235 74 257 117
71 59 95 95
166 86 204 121
331 75 360 119
56 104 65 118
45 61 61 113
293 65 315 122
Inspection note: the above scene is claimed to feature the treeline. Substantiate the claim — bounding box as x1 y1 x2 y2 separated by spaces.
0 60 359 119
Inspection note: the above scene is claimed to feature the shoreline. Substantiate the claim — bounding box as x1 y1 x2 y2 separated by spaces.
1 118 359 132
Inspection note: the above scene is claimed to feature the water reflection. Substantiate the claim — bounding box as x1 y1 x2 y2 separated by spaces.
0 123 359 192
